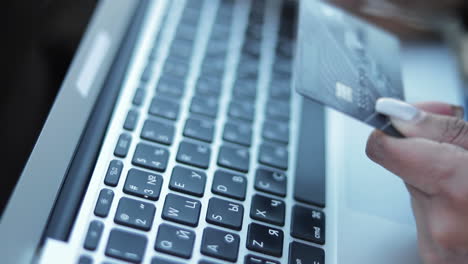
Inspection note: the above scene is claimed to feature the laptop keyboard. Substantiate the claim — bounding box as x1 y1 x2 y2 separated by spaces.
77 0 326 263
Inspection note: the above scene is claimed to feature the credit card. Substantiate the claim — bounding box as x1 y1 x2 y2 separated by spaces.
295 0 405 137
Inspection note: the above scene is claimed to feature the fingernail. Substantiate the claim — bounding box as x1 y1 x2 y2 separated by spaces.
375 98 424 122
451 105 465 119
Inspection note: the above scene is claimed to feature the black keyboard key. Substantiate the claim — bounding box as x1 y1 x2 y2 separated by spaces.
78 255 92 264
180 7 201 25
246 223 283 257
245 21 263 41
162 193 201 227
206 198 243 230
211 170 246 200
236 61 258 80
205 39 228 57
163 60 189 79
141 119 175 145
232 81 257 100
132 143 169 172
174 24 196 42
176 141 211 169
94 189 114 217
262 121 289 144
200 227 240 262
223 120 252 147
156 76 184 98
266 100 289 121
250 194 285 226
272 57 292 75
232 91 256 105
254 168 287 197
132 88 145 106
217 0 235 16
124 110 139 131
242 39 261 58
184 118 214 143
294 101 326 207
200 58 226 76
270 77 292 92
185 0 204 9
228 101 255 122
250 3 265 17
105 229 147 263
104 160 123 187
277 37 294 57
198 261 220 264
205 41 227 59
201 52 225 70
156 85 183 99
272 73 291 85
245 255 280 264
269 84 290 101
123 169 163 201
291 205 325 245
209 22 231 40
83 220 104 251
190 96 218 118
204 48 227 61
151 257 182 264
169 166 206 197
169 39 193 60
196 77 222 96
289 242 325 264
149 97 180 120
258 143 288 171
239 50 260 66
270 68 292 82
217 145 250 173
114 197 155 231
203 44 225 60
114 134 132 158
154 224 195 259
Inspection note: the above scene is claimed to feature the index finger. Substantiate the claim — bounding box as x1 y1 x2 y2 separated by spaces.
366 130 466 195
414 101 464 118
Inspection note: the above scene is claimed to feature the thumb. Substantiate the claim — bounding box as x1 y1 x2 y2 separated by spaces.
376 98 468 149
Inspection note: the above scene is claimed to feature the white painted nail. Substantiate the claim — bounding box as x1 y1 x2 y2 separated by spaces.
375 98 423 122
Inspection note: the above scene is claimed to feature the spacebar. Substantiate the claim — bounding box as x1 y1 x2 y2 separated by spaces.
293 99 326 208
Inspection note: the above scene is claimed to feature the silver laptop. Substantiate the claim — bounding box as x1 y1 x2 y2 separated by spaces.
2 0 463 263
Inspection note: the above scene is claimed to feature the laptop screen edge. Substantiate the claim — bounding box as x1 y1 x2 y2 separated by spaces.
0 0 138 263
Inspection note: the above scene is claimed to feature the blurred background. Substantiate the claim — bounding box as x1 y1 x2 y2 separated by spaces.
328 0 468 84
329 0 467 38
2 0 96 213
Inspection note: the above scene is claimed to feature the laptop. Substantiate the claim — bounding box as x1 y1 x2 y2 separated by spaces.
2 0 463 263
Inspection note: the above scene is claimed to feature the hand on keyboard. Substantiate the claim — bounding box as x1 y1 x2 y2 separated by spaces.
366 99 468 264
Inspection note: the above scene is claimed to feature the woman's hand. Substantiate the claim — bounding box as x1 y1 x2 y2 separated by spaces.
366 99 468 263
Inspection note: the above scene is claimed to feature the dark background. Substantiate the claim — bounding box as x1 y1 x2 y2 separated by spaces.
1 0 97 215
